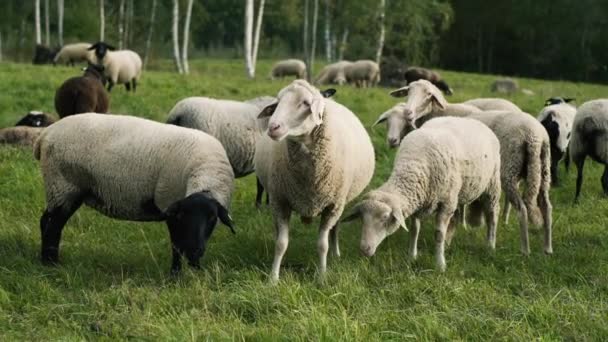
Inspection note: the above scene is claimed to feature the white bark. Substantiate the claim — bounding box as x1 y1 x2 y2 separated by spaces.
375 0 386 65
57 0 64 46
324 0 331 62
338 29 348 61
118 0 125 49
309 0 318 80
0 31 3 62
182 0 194 74
143 0 157 69
99 0 105 41
44 0 50 45
172 0 183 74
303 0 309 71
125 0 134 47
244 0 254 78
35 0 42 44
252 0 265 68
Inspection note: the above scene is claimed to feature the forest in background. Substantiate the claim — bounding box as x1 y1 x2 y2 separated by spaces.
1 0 607 83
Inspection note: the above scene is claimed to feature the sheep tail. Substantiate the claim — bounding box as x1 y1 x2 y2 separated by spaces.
33 128 48 160
524 138 544 227
466 200 484 227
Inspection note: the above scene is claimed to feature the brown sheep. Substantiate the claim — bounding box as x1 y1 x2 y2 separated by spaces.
404 66 453 95
54 64 110 118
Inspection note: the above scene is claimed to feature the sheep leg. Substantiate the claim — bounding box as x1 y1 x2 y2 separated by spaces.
538 186 553 255
329 224 340 257
506 180 530 255
408 218 421 260
107 79 114 92
125 82 131 92
132 79 137 93
445 217 457 247
270 204 291 283
574 158 585 203
318 207 342 278
40 199 83 265
601 166 608 196
502 196 511 225
564 146 570 173
255 177 264 208
435 207 455 272
482 195 499 250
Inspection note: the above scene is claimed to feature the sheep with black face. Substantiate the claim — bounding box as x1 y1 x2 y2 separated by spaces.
87 42 142 92
15 111 57 127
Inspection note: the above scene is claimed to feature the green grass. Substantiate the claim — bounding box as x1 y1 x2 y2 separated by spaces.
1 59 607 340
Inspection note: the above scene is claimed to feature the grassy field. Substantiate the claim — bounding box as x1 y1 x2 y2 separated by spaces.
0 59 607 340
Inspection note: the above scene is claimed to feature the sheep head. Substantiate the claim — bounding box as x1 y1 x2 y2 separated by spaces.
258 80 336 141
390 79 448 125
373 103 414 148
87 41 116 63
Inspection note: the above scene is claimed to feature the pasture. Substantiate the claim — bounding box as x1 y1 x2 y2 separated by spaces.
0 60 607 340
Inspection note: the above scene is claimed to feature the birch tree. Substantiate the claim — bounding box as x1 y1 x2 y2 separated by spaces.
125 0 134 48
181 0 194 74
375 0 386 65
172 0 183 74
252 0 265 68
44 0 50 45
309 0 319 80
57 0 64 46
143 0 157 69
338 29 348 61
35 0 42 44
303 0 309 75
118 0 125 49
99 0 105 41
324 0 331 62
243 0 254 78
0 31 3 62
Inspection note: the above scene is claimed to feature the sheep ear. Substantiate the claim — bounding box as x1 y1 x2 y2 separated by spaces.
373 111 391 127
564 97 575 103
390 86 409 97
217 205 236 234
87 43 98 51
341 205 361 222
258 103 277 119
392 209 408 231
320 88 336 98
310 98 325 125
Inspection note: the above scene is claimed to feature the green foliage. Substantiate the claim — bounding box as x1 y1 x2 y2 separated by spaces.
1 59 608 339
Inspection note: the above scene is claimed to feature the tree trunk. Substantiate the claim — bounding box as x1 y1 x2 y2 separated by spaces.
338 29 348 61
99 0 105 41
143 0 157 69
44 0 50 45
303 0 309 76
0 31 3 62
244 0 254 78
35 0 42 44
118 0 125 49
324 0 331 62
125 0 134 48
19 19 26 62
374 0 385 65
309 0 318 81
172 0 183 73
252 0 265 69
182 0 194 74
57 0 64 46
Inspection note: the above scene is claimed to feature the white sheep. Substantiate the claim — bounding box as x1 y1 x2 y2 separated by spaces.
254 80 375 282
33 113 235 273
464 98 522 112
343 117 501 271
569 99 608 201
344 60 380 88
53 43 92 66
270 59 307 80
87 42 142 92
389 80 553 255
491 78 519 94
537 100 576 185
314 61 352 85
0 126 45 146
166 96 275 207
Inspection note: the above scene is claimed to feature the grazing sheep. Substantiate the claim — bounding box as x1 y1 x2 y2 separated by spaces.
491 78 519 94
569 99 608 202
166 96 275 207
53 43 92 66
314 61 352 85
0 126 45 146
15 111 57 127
343 117 501 271
404 66 453 95
34 114 235 273
33 44 59 64
54 64 109 118
390 80 553 255
255 80 375 282
344 60 380 88
270 59 307 80
87 42 142 92
464 98 521 112
537 100 577 185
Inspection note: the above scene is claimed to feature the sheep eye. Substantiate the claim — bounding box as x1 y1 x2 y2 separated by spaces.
567 132 571 139
302 101 311 107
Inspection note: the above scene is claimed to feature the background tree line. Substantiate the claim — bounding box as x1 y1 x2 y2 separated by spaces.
0 0 606 83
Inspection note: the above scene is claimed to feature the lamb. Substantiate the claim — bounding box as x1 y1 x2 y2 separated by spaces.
54 64 110 118
0 126 45 146
343 117 501 271
166 96 275 207
254 80 375 282
15 111 57 127
464 98 521 112
270 59 307 80
87 42 142 92
404 66 453 95
389 80 553 255
569 99 608 202
53 43 92 66
33 113 235 273
344 60 380 87
537 100 577 185
314 61 352 85
491 78 519 94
